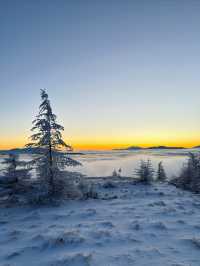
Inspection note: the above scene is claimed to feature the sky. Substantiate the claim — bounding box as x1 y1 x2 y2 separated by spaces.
1 0 200 150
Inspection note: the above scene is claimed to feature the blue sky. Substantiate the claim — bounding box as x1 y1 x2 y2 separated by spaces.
1 0 200 149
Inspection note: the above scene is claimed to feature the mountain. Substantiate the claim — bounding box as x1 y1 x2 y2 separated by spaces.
126 146 143 150
147 146 186 150
113 145 186 151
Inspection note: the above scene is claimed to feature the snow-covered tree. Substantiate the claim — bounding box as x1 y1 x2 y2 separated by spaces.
112 168 122 177
2 154 18 181
171 153 200 192
112 169 118 177
157 161 166 182
118 168 122 176
1 153 31 186
26 89 81 195
135 160 154 183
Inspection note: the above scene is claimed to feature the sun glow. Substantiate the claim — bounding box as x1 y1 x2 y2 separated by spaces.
0 131 200 151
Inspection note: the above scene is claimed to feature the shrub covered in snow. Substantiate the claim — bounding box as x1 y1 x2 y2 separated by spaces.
78 179 98 199
112 168 122 177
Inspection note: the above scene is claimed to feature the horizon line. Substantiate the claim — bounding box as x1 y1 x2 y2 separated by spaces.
0 143 200 151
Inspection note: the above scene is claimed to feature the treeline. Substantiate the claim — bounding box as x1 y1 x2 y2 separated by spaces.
133 154 200 193
134 160 166 183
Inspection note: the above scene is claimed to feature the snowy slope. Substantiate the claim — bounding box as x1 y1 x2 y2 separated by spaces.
0 183 200 266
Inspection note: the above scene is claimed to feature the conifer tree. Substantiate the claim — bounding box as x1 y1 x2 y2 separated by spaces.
1 153 31 185
171 153 200 192
135 159 154 183
157 161 166 182
27 89 80 195
3 154 18 181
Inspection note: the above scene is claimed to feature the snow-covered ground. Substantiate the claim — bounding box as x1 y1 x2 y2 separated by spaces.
1 182 200 266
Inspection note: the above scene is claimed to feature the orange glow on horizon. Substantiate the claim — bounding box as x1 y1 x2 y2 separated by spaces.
1 131 200 150
72 141 200 150
1 138 200 151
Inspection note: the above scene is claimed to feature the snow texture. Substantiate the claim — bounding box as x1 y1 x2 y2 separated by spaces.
0 182 200 266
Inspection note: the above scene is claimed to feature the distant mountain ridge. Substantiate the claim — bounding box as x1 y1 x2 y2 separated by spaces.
1 145 200 155
113 145 189 151
147 146 185 150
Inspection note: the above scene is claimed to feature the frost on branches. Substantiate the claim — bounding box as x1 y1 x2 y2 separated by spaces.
135 160 154 183
26 89 81 196
1 153 31 183
0 153 32 200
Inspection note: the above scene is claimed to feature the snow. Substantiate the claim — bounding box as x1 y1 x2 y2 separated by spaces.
1 182 200 266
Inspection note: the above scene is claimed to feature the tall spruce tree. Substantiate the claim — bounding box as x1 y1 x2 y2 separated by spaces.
27 89 80 195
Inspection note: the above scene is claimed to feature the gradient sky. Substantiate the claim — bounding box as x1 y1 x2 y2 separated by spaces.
1 0 200 150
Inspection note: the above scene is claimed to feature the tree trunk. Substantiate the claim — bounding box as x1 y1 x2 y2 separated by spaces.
49 138 54 195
